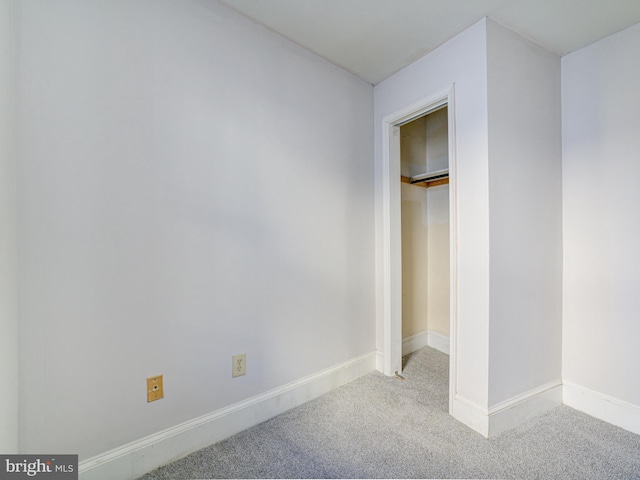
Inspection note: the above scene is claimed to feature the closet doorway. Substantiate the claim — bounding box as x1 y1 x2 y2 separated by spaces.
400 106 450 361
380 88 457 414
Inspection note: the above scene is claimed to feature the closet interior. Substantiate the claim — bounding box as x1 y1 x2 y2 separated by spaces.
400 105 450 357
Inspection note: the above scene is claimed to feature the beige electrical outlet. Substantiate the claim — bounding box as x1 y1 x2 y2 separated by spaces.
147 375 164 402
232 354 246 377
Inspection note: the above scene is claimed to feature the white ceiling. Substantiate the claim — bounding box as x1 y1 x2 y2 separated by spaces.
217 0 640 84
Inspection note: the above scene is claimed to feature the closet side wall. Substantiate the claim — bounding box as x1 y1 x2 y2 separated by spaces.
401 182 429 339
400 118 429 340
486 19 563 407
427 184 449 337
400 183 429 339
426 108 450 338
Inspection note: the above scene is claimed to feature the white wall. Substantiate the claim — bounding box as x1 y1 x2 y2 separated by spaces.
400 116 428 178
427 184 450 336
0 0 18 454
562 23 640 413
401 183 429 338
400 181 450 342
425 107 450 337
425 107 449 173
486 20 563 406
375 19 490 411
15 0 374 461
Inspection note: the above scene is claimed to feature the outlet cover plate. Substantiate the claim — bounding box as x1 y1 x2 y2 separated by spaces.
232 353 246 377
147 375 164 402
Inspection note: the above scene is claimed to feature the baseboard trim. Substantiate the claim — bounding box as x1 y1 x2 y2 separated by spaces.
79 352 376 480
451 394 489 437
402 330 450 356
488 380 563 436
427 330 450 355
375 349 384 373
402 331 428 356
451 380 563 438
563 381 640 436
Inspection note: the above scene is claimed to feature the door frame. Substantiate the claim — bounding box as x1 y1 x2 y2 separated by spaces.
379 84 458 413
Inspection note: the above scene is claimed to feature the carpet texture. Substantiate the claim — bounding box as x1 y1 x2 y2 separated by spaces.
138 347 640 479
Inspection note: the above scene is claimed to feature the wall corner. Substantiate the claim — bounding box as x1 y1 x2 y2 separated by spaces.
0 0 19 454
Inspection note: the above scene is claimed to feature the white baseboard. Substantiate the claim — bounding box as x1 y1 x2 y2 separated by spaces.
427 330 450 355
79 352 376 480
563 381 640 436
375 349 384 373
402 331 428 356
488 380 563 436
402 330 450 356
451 380 563 438
451 394 489 437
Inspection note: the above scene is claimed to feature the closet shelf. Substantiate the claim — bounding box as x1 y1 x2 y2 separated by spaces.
400 169 449 188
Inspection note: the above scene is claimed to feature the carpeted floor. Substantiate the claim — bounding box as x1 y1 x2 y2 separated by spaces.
138 347 640 479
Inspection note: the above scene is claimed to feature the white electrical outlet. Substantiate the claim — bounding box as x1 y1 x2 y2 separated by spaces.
232 353 246 377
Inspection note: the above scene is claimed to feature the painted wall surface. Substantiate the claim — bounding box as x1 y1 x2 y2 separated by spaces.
400 183 450 340
400 108 448 176
562 22 640 407
375 19 490 407
427 184 450 336
425 107 450 337
400 116 428 178
425 107 449 173
15 0 374 459
486 20 563 406
401 183 429 338
0 0 18 454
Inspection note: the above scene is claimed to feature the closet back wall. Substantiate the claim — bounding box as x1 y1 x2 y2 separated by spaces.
15 0 375 459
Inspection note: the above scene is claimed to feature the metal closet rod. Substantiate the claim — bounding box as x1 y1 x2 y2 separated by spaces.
409 168 449 184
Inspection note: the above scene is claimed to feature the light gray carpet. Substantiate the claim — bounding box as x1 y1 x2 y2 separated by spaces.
138 347 640 479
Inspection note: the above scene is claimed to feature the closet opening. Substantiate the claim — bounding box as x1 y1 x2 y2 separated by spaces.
379 87 457 415
400 105 450 377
